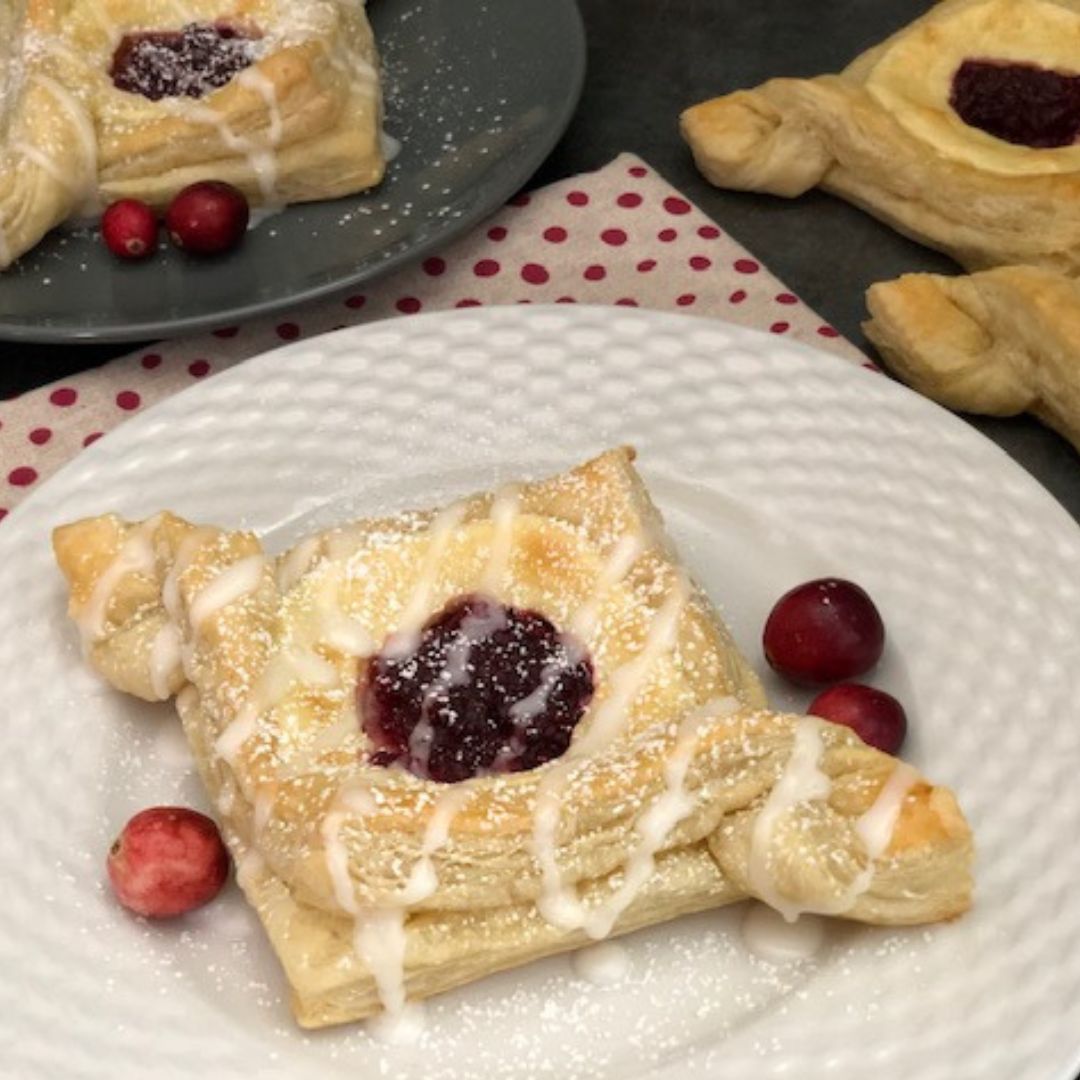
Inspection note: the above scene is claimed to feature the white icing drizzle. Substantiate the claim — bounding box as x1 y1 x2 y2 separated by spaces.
276 535 321 592
179 103 279 202
571 940 630 986
479 484 520 593
215 644 339 763
188 554 265 631
149 622 182 699
747 717 832 922
162 530 209 624
408 601 508 775
570 532 646 642
315 610 374 658
36 74 97 182
253 785 276 835
741 902 826 962
380 130 402 163
381 501 469 660
748 719 921 922
532 574 690 930
238 68 283 146
585 697 738 940
400 787 472 905
77 517 160 644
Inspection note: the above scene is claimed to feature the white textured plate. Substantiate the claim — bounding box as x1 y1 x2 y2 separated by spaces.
2 306 1079 1080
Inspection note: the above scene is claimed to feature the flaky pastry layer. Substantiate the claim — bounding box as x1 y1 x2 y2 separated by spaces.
53 449 973 1028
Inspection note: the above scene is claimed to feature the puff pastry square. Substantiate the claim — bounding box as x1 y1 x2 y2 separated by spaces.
865 264 1080 455
681 0 1080 275
0 0 384 269
53 448 974 1029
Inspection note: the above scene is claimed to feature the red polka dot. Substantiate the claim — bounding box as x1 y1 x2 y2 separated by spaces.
689 256 712 271
676 294 697 307
83 432 103 447
556 296 577 303
637 259 656 273
698 225 721 239
770 322 791 334
423 256 446 276
521 263 550 285
277 322 301 340
600 228 628 246
517 299 533 305
776 293 798 305
658 228 677 242
487 225 507 241
615 298 639 307
345 294 366 309
628 165 647 178
583 264 606 281
188 360 211 377
49 387 77 407
0 509 7 523
28 427 51 446
818 326 840 338
474 258 501 277
566 191 589 207
8 466 37 487
734 259 760 274
456 298 482 308
664 196 692 216
396 296 422 314
212 326 239 339
140 353 162 370
863 361 881 372
729 290 747 304
508 192 530 207
543 226 567 243
617 192 643 208
116 390 141 411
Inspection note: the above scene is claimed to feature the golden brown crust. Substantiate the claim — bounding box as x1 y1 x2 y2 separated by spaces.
53 449 973 1027
680 0 1080 274
864 264 1080 454
0 0 384 268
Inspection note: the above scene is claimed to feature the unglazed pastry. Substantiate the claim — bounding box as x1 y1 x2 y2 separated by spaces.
0 0 384 269
865 264 1080 454
53 449 974 1029
680 0 1080 275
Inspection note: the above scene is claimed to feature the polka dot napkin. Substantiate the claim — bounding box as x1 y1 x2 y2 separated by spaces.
0 153 866 520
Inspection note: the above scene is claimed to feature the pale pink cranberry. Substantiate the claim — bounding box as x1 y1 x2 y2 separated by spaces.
165 181 249 255
107 807 230 918
763 577 885 686
101 199 158 260
808 682 907 755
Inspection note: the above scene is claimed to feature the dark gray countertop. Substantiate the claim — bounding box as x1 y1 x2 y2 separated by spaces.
2 0 1077 521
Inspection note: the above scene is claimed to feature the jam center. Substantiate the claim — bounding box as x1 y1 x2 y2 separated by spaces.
360 594 595 783
950 58 1080 149
110 23 257 101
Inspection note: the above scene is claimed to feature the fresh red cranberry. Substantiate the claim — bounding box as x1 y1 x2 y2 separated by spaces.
165 181 249 255
360 593 594 783
107 807 230 918
763 577 885 686
101 199 158 260
807 683 907 755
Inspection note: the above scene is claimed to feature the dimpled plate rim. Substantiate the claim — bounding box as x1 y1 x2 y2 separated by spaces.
1 306 1078 1080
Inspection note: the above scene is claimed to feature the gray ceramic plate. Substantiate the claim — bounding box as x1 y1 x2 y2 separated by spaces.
0 0 585 343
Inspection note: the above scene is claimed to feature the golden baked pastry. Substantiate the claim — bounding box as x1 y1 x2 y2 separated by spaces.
52 448 974 1029
681 0 1080 275
0 0 384 269
865 264 1080 454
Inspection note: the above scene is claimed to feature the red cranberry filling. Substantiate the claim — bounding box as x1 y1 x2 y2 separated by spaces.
110 23 257 101
360 594 594 783
950 58 1080 148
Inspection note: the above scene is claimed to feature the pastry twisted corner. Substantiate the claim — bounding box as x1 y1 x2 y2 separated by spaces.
864 265 1080 455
